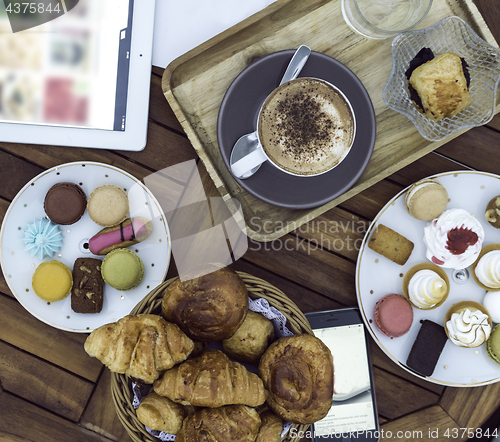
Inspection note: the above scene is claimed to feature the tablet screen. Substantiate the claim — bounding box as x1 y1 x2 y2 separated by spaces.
0 0 133 132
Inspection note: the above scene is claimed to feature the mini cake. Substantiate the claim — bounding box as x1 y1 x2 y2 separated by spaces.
100 248 144 291
407 50 471 121
373 294 413 338
44 182 87 225
406 320 448 377
71 257 104 313
402 263 449 310
485 196 500 228
88 217 153 255
483 291 500 324
471 244 500 291
87 184 129 227
22 218 63 260
32 260 73 302
444 301 492 348
368 224 414 266
404 179 448 221
486 324 500 366
423 208 484 269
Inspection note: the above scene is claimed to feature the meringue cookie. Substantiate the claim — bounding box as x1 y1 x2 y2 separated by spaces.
408 269 448 309
23 218 63 260
446 308 491 348
423 208 484 269
475 250 500 289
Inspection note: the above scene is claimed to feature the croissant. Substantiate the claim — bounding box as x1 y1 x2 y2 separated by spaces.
153 349 268 408
256 410 282 442
136 392 186 434
84 314 194 383
175 405 261 442
258 334 334 424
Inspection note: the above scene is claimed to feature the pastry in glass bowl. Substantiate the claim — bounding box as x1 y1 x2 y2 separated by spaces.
406 48 471 121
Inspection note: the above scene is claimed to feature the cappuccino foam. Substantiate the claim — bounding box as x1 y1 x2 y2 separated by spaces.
258 78 355 176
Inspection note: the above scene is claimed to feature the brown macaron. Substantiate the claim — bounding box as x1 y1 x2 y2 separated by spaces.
44 182 87 225
404 179 448 221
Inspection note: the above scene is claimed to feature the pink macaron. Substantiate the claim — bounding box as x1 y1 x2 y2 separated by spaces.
374 294 413 338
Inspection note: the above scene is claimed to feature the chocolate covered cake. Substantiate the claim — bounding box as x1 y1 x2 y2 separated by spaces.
406 320 447 376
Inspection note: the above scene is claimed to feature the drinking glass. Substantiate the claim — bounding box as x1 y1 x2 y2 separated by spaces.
341 0 433 39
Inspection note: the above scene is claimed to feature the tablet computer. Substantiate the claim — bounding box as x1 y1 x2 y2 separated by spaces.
0 0 155 151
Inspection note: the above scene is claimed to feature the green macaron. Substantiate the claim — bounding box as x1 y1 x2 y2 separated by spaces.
486 324 500 365
101 248 144 291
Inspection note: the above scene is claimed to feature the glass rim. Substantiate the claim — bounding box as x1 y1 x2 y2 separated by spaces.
353 0 433 35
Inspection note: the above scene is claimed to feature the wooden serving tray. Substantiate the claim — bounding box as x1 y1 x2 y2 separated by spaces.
162 0 500 242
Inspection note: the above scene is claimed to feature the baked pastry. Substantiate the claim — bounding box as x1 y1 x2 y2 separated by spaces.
402 263 449 310
32 260 73 302
486 324 500 366
100 248 144 291
23 218 63 260
258 334 333 424
408 51 471 121
373 294 413 338
485 196 500 228
256 410 282 442
404 179 448 221
444 301 492 348
406 320 448 377
84 314 194 383
88 217 153 255
472 244 500 291
222 311 275 364
424 208 484 269
44 182 87 225
87 184 129 227
153 349 267 408
367 224 414 265
175 405 261 442
71 257 104 313
136 391 186 434
161 267 249 342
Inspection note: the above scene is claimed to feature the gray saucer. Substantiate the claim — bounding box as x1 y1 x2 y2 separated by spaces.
217 50 376 209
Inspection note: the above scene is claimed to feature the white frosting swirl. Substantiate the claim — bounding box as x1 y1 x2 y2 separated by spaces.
475 250 500 289
408 269 447 308
423 209 484 269
445 308 491 347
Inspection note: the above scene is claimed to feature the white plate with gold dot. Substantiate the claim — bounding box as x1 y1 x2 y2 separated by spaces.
356 171 500 386
0 162 171 333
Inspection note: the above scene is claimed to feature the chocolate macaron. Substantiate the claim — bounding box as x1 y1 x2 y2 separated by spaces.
44 182 87 225
374 293 413 338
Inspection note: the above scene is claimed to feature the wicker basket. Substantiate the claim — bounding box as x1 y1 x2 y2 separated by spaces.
111 271 314 442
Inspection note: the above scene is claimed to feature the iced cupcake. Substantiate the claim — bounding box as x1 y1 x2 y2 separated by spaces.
444 301 492 348
423 208 484 269
471 244 500 291
402 263 449 310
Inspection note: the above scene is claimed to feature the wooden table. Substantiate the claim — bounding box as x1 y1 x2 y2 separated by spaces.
1 1 500 441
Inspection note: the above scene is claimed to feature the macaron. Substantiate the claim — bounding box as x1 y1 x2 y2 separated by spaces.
101 248 144 291
32 260 73 302
486 324 500 365
485 196 500 229
483 291 500 324
373 294 413 338
44 182 87 225
87 185 129 227
404 179 448 221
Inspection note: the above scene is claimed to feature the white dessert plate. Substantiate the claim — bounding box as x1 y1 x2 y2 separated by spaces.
0 162 171 333
356 171 500 386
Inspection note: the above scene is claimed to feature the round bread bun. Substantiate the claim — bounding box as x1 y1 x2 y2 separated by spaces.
161 267 249 342
258 334 334 424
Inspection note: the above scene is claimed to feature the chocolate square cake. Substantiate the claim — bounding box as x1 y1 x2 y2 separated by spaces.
406 320 448 377
71 257 104 314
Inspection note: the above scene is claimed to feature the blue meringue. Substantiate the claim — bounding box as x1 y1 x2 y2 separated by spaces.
23 218 64 260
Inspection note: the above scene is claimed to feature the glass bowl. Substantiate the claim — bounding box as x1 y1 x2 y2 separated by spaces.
383 16 500 141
